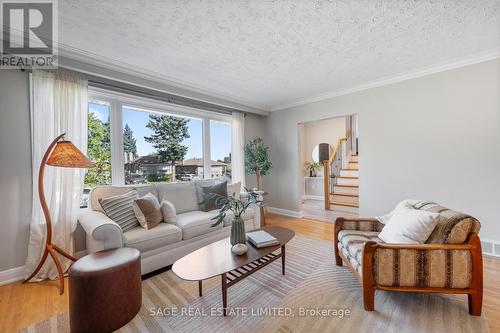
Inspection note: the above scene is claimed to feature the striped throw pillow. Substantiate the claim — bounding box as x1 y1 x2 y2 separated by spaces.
99 190 140 232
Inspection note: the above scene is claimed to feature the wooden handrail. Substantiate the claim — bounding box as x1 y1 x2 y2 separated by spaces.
328 137 347 164
323 134 350 210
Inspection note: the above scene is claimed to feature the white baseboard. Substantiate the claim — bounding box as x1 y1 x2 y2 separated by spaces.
303 195 324 201
481 238 500 258
266 206 304 218
0 265 26 286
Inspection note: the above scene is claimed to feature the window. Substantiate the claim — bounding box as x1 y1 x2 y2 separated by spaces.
122 107 203 184
82 101 112 207
210 120 231 179
84 88 233 195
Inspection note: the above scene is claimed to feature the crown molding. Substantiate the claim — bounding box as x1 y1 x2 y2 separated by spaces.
270 48 500 111
57 44 270 115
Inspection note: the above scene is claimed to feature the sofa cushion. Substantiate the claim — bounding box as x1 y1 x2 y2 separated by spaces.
155 182 199 214
198 181 228 212
194 177 228 204
160 200 177 224
90 184 157 213
99 190 140 232
133 193 163 230
124 223 182 252
176 211 223 240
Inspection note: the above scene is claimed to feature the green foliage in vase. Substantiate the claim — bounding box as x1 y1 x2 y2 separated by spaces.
201 188 263 227
244 137 272 190
304 161 321 172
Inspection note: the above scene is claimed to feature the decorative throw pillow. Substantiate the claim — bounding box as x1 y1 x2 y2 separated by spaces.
378 207 440 244
133 193 163 230
99 190 140 232
376 199 425 224
227 181 241 199
161 199 177 224
199 181 228 212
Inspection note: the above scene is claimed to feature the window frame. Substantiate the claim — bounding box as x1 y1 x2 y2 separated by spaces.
88 86 232 185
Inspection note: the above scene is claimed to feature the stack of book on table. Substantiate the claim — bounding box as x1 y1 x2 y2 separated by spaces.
247 230 279 248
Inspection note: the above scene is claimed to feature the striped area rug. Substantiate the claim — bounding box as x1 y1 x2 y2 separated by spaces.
21 235 489 333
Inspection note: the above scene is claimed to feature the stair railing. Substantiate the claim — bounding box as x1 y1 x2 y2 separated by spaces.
323 133 349 210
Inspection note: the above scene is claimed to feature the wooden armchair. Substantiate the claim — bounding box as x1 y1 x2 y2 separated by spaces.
334 209 483 316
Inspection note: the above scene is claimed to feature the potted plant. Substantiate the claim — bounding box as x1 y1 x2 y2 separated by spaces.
304 161 321 177
244 137 272 190
202 188 262 254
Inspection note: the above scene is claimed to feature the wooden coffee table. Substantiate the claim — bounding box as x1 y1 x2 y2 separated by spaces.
172 226 295 316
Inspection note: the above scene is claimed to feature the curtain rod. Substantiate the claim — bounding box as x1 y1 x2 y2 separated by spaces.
87 79 237 116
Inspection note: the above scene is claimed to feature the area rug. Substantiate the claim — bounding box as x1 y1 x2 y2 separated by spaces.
20 235 489 333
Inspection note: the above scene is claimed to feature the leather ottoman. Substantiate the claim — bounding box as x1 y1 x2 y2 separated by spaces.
69 247 141 333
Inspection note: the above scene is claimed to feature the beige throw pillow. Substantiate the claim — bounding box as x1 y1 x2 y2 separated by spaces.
133 193 162 230
161 199 177 224
378 207 440 243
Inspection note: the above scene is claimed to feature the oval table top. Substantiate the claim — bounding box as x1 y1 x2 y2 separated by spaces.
172 226 295 281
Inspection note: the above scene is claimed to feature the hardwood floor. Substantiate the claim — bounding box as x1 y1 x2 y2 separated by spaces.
1 213 499 332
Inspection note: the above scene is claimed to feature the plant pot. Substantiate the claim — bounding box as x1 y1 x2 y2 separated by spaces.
230 216 246 246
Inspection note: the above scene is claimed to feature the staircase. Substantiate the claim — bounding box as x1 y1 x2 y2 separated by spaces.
330 154 359 213
322 123 359 214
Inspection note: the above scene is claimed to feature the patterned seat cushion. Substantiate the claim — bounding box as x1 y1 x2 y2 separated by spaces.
337 230 381 274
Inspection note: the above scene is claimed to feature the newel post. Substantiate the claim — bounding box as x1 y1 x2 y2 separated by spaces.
323 160 330 210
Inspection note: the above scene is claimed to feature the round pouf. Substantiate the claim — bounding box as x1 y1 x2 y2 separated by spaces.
69 247 141 333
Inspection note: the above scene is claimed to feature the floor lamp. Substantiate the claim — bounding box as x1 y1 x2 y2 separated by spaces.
23 132 93 295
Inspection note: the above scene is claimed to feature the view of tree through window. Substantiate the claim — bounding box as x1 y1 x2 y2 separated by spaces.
85 101 111 187
123 107 203 184
81 101 112 208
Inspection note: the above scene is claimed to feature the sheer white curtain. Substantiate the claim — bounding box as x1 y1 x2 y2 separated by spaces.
25 71 88 280
231 111 246 187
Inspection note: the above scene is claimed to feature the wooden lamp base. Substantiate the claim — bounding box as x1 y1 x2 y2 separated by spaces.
23 242 76 295
22 133 91 295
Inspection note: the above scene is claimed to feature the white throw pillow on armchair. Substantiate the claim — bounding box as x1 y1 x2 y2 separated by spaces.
378 207 440 243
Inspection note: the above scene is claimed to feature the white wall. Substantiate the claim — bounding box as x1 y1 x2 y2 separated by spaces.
0 70 32 271
267 58 500 241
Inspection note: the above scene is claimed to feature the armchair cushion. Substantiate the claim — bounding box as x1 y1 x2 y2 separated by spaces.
337 230 381 273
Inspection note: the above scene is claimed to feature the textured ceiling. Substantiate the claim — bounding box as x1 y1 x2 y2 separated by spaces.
59 0 500 111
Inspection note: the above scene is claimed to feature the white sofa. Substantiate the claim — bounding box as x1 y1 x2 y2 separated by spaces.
78 181 260 274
